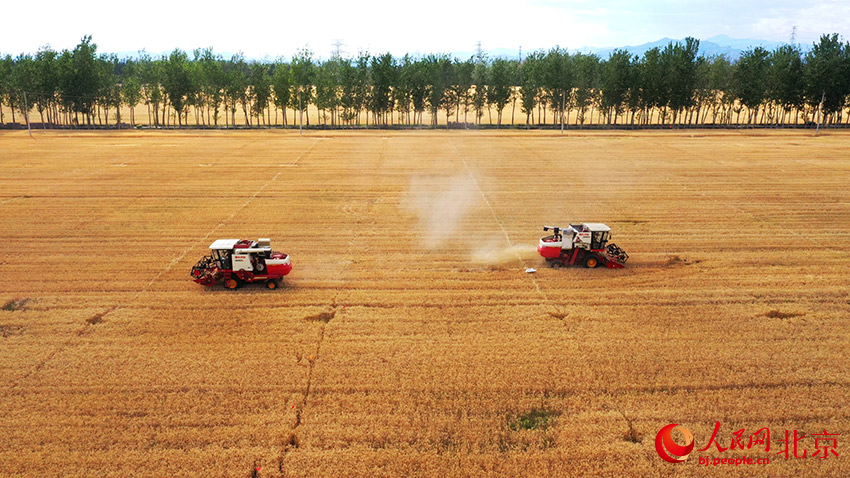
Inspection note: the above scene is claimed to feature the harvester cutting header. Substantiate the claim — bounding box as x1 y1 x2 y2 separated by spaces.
191 238 292 289
538 223 628 269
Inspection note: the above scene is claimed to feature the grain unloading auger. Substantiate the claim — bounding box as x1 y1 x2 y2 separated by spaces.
537 223 629 269
191 238 292 289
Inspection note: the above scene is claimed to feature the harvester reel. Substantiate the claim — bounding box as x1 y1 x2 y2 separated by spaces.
605 243 629 264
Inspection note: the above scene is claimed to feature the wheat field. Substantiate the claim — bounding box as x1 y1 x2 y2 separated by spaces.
0 130 848 476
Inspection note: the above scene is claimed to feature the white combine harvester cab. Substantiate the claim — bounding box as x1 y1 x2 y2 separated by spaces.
538 223 627 269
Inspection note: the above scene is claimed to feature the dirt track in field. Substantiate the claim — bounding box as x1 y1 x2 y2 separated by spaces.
0 130 848 477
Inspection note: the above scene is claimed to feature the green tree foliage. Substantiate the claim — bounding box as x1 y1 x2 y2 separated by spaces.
4 34 850 129
137 52 164 127
471 51 488 124
454 59 474 124
162 49 193 126
408 58 429 125
271 61 291 125
98 54 122 125
0 55 11 123
62 35 100 124
541 47 573 126
734 47 770 123
572 53 600 125
487 58 514 127
196 48 225 126
249 62 271 125
601 49 635 124
120 60 142 125
224 53 248 126
768 45 804 124
33 47 60 125
638 47 666 123
662 37 700 122
10 54 36 121
706 55 734 124
370 53 395 125
393 55 414 125
519 51 543 125
290 49 314 126
804 34 850 121
424 54 452 127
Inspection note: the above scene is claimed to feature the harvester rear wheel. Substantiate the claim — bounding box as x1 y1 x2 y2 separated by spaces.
585 256 599 268
267 280 277 289
550 261 562 269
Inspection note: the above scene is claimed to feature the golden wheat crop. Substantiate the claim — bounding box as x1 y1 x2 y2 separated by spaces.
0 129 848 477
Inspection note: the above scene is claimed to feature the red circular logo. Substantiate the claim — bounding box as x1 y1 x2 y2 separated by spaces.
655 424 695 463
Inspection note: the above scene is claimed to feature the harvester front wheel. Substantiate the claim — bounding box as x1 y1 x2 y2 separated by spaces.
224 278 239 290
584 256 599 268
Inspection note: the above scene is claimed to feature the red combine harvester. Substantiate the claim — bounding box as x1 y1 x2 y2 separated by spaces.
191 238 292 289
538 223 629 269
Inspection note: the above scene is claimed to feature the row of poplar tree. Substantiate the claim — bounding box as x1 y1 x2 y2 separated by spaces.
1 34 849 128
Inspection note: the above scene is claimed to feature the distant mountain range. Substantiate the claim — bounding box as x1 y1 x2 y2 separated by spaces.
453 35 806 62
113 35 807 63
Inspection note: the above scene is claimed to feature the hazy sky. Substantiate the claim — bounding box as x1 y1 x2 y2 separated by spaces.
2 0 848 58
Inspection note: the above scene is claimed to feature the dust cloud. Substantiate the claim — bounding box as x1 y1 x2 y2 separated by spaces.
471 242 539 265
404 174 477 249
404 173 540 267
